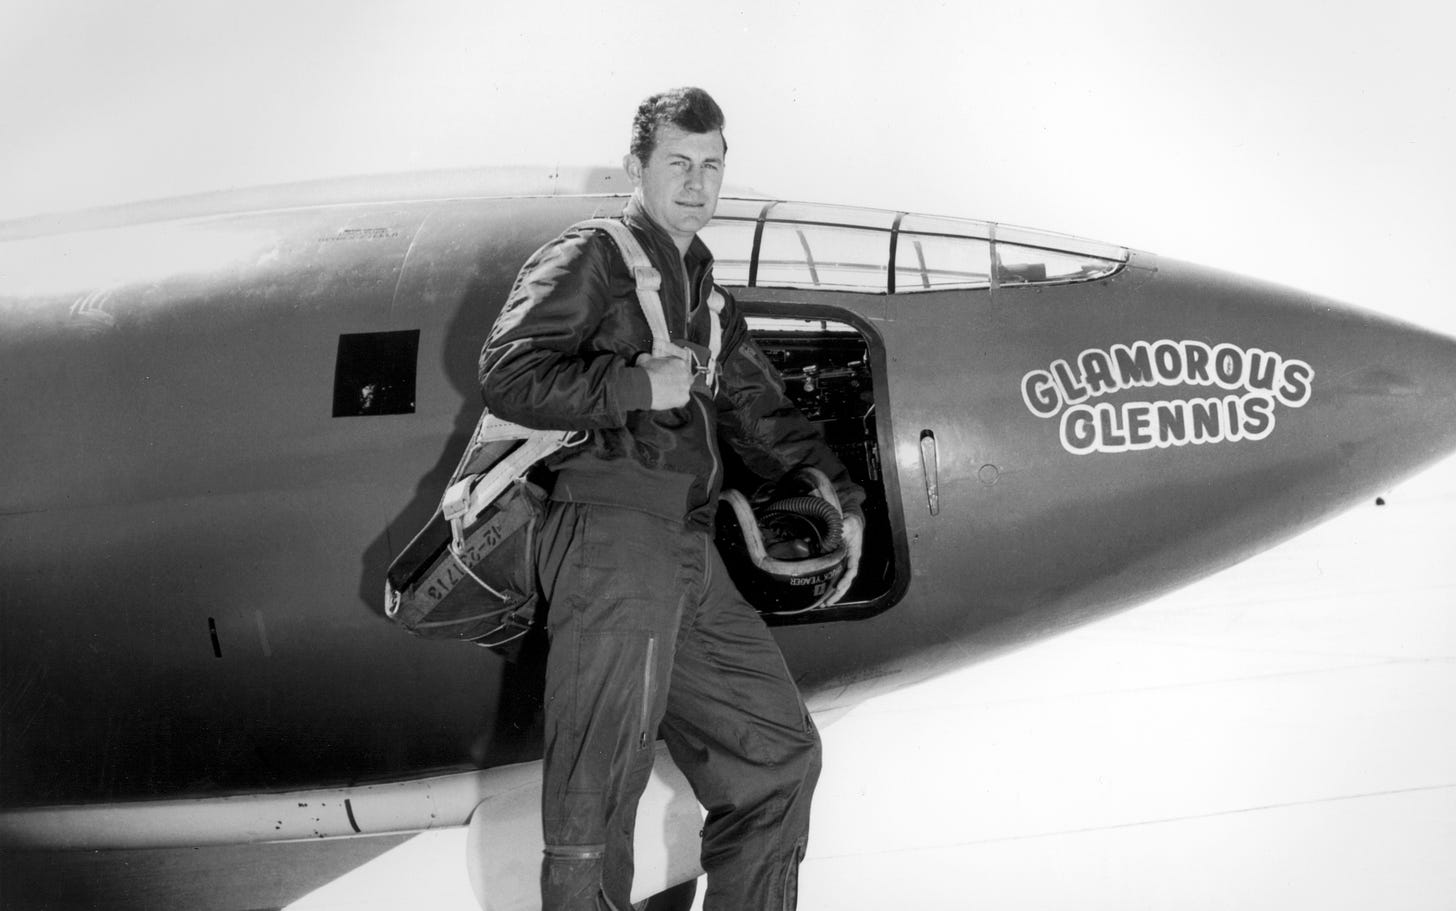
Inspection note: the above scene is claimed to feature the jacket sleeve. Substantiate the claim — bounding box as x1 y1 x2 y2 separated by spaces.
478 229 654 431
713 291 867 519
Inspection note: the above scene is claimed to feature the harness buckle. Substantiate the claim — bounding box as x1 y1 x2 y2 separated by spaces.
632 265 661 293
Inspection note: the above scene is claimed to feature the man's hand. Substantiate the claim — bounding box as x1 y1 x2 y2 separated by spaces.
825 512 865 606
638 348 693 410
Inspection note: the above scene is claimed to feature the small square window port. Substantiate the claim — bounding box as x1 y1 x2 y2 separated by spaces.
333 330 420 417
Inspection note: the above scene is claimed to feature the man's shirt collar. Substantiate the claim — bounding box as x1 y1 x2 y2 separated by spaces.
622 196 714 272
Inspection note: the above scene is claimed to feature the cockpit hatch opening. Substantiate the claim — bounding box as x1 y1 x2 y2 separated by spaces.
715 314 906 625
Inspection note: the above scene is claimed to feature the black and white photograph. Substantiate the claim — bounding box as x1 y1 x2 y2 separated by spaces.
3 2 1454 909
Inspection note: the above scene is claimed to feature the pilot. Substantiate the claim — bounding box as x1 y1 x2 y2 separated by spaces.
479 87 866 910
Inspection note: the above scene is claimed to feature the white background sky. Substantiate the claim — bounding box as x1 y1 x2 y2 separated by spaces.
3 0 1454 333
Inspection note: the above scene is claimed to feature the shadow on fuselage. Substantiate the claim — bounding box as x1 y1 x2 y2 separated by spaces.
355 226 551 769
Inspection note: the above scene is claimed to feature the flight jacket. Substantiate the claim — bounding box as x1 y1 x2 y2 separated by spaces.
479 197 865 531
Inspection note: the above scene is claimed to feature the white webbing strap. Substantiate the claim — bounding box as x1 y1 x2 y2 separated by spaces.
576 218 676 358
705 288 725 391
442 411 584 554
577 218 725 386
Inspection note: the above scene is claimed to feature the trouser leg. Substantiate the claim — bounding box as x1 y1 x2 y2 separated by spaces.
535 503 689 911
662 536 823 911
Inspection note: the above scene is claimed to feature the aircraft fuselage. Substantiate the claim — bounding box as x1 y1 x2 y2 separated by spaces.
3 190 1454 813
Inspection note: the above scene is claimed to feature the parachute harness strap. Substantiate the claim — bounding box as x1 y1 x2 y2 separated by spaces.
578 217 725 388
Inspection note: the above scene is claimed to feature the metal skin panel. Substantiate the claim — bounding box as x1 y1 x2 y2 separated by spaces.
2 187 1455 861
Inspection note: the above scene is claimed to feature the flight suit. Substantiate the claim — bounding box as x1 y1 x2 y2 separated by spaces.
535 502 820 909
480 198 863 910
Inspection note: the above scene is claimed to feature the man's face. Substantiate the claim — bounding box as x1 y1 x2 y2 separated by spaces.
625 123 726 252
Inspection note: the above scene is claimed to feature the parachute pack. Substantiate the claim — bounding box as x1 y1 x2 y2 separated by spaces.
383 218 724 656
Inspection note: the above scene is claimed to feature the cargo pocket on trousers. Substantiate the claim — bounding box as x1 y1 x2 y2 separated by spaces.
571 629 660 757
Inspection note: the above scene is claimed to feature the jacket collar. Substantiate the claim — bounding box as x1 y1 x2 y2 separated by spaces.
622 196 715 273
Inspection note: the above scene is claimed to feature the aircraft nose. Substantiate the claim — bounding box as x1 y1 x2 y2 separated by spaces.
979 254 1456 643
1316 304 1456 486
1141 255 1456 503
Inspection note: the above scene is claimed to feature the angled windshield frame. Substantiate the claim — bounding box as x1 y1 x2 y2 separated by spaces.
705 198 1128 294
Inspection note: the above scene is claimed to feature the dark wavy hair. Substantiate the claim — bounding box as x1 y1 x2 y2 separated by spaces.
629 87 727 162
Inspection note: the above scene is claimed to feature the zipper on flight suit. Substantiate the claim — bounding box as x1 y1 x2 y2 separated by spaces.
639 633 657 749
780 838 807 910
687 262 722 497
695 396 721 497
